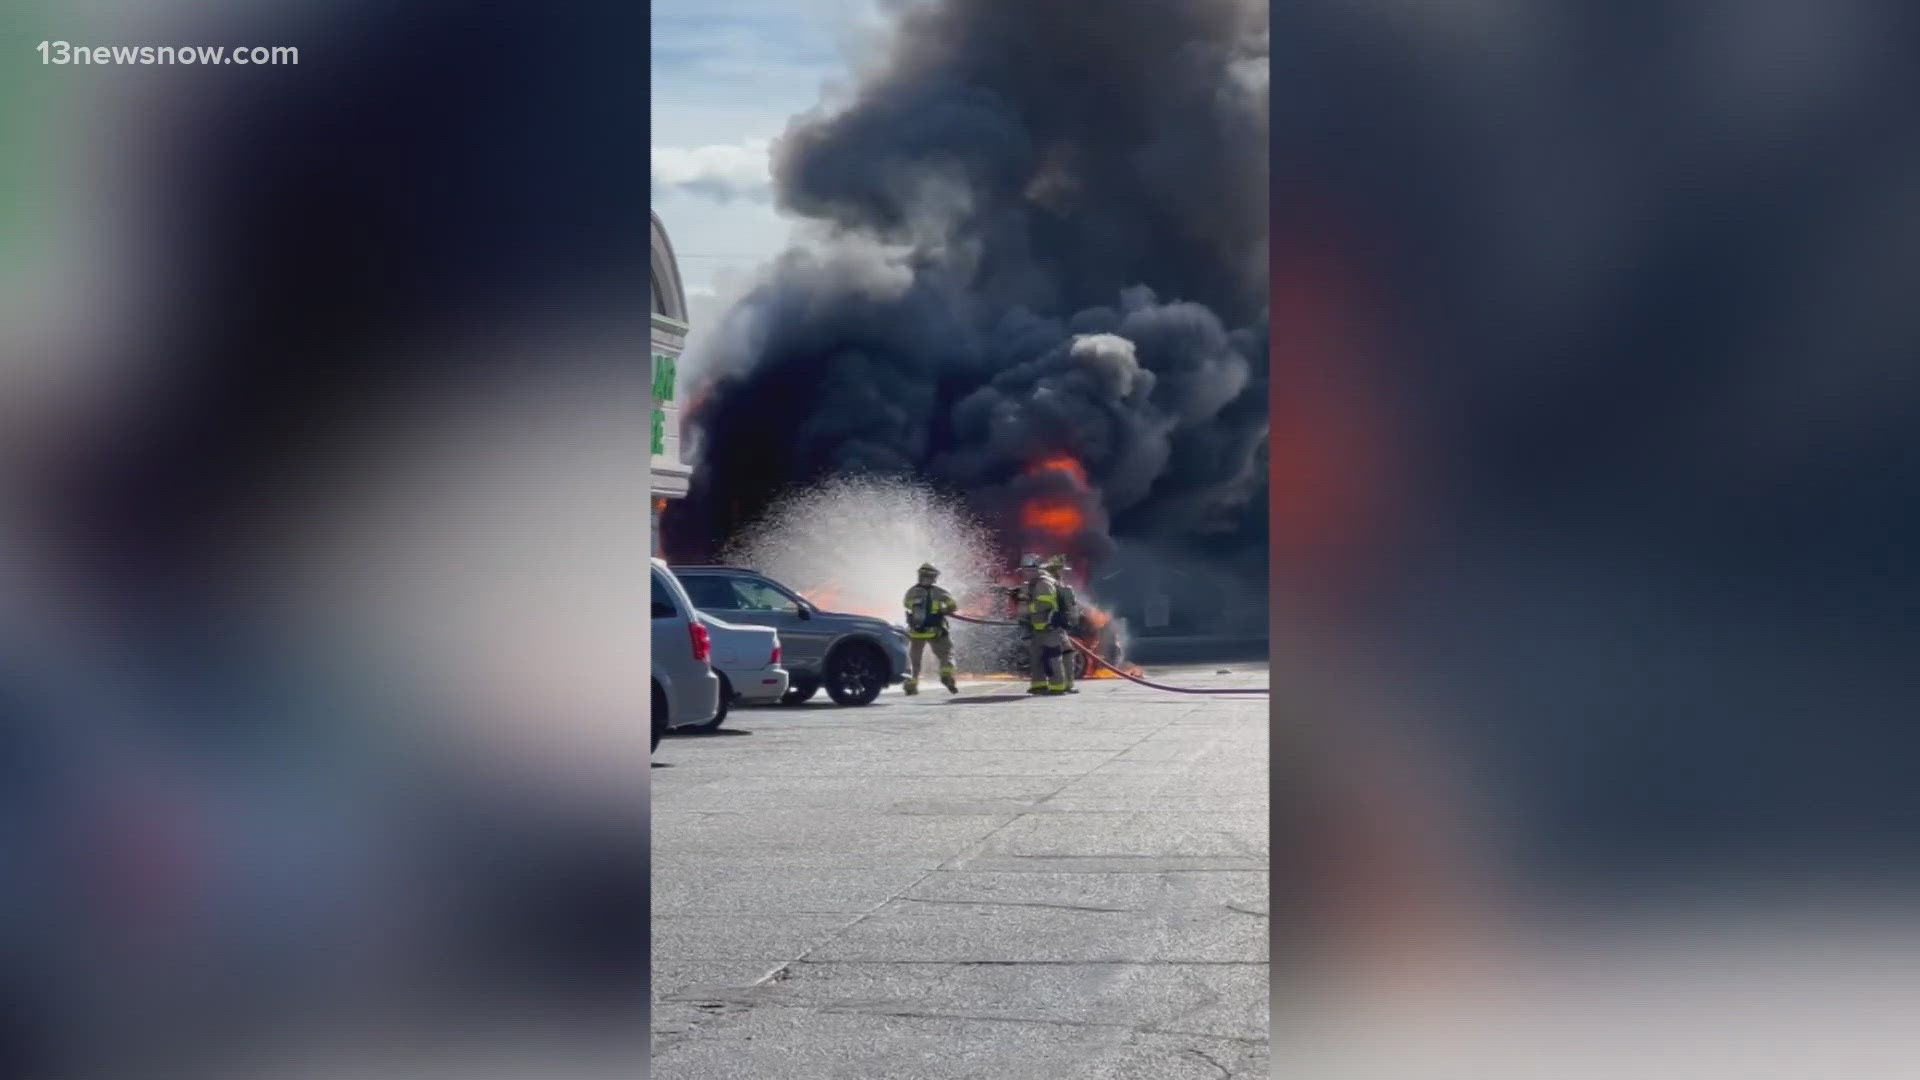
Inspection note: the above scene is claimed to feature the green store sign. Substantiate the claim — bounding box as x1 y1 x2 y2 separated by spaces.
652 353 676 402
652 352 677 456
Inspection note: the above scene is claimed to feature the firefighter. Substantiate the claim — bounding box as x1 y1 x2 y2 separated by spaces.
902 562 959 694
1044 555 1080 694
1013 555 1067 695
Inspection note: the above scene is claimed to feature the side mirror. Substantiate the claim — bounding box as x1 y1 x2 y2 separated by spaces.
795 605 812 620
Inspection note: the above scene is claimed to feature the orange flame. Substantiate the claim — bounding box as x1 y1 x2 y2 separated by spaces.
1019 454 1091 541
1066 599 1144 678
800 586 859 614
1028 454 1088 489
1077 642 1145 680
791 583 895 621
1075 641 1144 679
1022 499 1084 538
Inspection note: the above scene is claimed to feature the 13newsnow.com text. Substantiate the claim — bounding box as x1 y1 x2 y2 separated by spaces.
36 41 300 66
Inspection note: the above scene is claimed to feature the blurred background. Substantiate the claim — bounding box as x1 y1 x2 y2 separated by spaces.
1267 1 1920 1073
3 2 649 1077
13 0 1920 1073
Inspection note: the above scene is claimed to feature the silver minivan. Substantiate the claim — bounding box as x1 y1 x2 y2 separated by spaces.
652 557 720 749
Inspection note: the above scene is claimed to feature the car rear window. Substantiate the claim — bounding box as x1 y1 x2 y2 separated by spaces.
677 574 738 611
651 571 680 618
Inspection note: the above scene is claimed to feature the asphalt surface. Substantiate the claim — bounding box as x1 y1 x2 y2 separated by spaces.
651 664 1271 1079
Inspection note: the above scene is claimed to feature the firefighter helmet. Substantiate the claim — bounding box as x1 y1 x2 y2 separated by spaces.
918 562 939 578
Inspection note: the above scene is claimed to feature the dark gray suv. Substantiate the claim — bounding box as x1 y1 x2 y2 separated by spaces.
671 566 910 706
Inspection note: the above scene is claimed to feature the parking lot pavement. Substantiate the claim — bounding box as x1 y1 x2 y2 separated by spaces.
651 665 1271 1079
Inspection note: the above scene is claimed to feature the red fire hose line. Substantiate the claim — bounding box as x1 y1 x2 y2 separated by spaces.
945 612 1270 696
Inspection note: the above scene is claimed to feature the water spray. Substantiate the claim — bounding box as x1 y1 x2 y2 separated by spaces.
719 474 1011 672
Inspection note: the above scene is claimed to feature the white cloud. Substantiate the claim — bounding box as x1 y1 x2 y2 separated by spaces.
652 139 775 202
652 0 886 324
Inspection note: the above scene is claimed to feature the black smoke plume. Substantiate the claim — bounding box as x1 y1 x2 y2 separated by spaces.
664 0 1270 610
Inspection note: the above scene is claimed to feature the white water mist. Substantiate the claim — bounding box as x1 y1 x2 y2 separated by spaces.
720 474 1018 671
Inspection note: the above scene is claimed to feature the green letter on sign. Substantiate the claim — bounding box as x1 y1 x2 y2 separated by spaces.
652 353 676 401
652 408 666 455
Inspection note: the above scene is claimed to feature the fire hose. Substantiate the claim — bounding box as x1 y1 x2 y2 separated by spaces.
946 612 1269 696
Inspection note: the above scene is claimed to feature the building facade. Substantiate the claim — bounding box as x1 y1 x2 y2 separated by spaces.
650 210 692 551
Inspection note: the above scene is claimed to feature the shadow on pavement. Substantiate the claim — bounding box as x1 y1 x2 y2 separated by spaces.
945 694 1035 704
671 727 753 738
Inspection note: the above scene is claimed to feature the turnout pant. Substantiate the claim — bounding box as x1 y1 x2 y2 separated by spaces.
907 633 954 685
1026 628 1067 692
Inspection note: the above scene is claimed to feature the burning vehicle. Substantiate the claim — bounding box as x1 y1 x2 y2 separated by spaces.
987 566 1131 681
983 453 1143 681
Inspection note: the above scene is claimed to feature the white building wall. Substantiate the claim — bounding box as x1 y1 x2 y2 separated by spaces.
651 212 693 550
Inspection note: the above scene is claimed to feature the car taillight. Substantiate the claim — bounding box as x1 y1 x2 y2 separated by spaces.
770 642 781 665
689 620 711 664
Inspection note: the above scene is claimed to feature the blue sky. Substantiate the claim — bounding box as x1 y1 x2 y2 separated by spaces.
651 0 886 328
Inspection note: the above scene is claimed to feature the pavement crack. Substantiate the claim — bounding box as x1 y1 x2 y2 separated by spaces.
654 996 757 1047
736 814 1034 991
792 958 1267 967
654 673 1271 1067
899 897 1131 914
747 998 1262 1044
737 957 798 994
1183 1046 1232 1079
